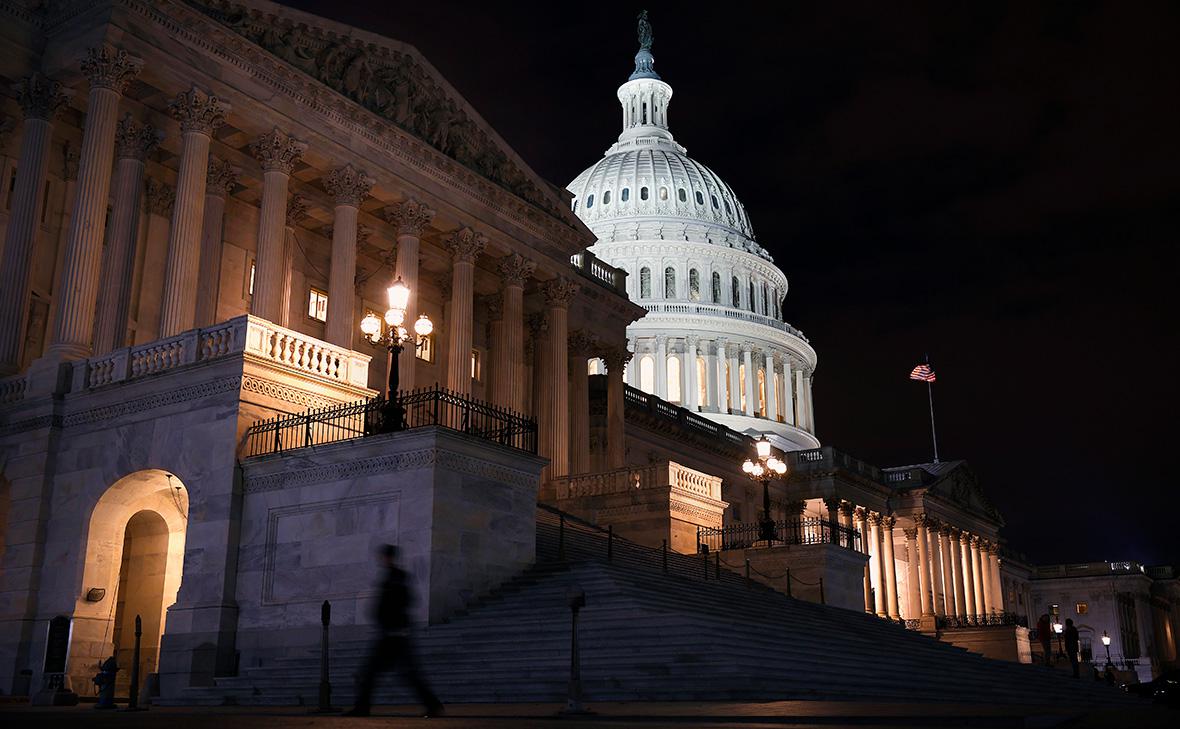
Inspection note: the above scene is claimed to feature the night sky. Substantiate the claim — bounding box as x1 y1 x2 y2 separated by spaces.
285 1 1179 567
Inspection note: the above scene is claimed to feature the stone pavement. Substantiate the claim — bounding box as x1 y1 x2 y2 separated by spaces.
0 701 1173 728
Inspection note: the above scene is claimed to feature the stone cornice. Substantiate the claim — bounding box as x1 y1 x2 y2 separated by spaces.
592 241 789 288
628 315 816 368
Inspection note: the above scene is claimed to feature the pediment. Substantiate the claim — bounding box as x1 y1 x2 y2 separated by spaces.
190 0 578 226
927 463 1004 526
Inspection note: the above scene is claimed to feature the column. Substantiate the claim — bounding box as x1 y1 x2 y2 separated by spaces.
704 341 718 411
726 344 741 413
929 522 946 617
323 164 372 348
823 497 841 546
961 532 977 619
882 515 900 619
950 528 966 618
279 194 308 328
903 528 920 619
980 541 996 616
385 198 436 390
684 335 699 410
654 335 668 399
804 371 816 432
741 344 756 416
194 158 238 327
604 347 631 469
782 357 796 426
868 513 886 617
46 46 142 362
970 535 987 617
0 74 69 372
541 278 578 479
93 115 159 354
855 508 873 613
495 254 534 410
990 545 1005 614
713 337 728 411
939 525 957 618
915 515 933 616
794 368 806 428
567 330 594 474
249 127 305 324
442 227 487 395
764 350 778 422
158 87 227 337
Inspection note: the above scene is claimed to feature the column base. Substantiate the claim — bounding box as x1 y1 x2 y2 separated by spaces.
918 615 939 635
24 352 75 397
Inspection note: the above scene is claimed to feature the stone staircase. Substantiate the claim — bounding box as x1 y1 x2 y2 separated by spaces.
164 507 1139 707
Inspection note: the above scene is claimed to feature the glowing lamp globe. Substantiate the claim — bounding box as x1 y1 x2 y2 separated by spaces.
385 307 405 328
1054 622 1063 634
1102 632 1111 646
755 437 771 459
774 461 787 475
360 312 381 338
387 278 410 311
414 314 433 337
751 463 765 477
742 459 754 474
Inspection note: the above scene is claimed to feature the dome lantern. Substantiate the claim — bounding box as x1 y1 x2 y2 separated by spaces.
617 10 674 146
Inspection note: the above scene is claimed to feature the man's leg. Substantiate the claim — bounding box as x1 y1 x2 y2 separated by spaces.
352 637 391 714
392 637 441 713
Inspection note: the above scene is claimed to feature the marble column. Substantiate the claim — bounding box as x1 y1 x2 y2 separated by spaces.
158 87 227 337
654 335 668 399
950 528 967 618
193 158 238 327
604 347 630 469
981 541 997 615
726 344 741 413
279 194 308 328
764 350 778 422
970 535 987 617
323 164 372 348
855 508 873 613
990 545 1005 614
882 515 900 620
249 128 305 324
568 330 594 474
868 513 886 617
494 254 534 410
541 278 578 479
903 528 921 619
939 525 957 618
385 198 436 391
794 367 806 428
915 515 934 616
804 371 816 432
442 227 487 395
782 357 796 425
0 74 69 373
46 47 142 362
928 522 946 617
961 532 977 619
684 335 699 409
93 115 159 354
741 344 756 416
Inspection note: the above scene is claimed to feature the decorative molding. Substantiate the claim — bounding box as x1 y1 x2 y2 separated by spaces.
205 156 240 197
325 163 373 206
16 72 70 121
114 113 161 161
443 227 488 263
62 375 243 429
62 141 80 181
80 45 142 93
498 253 536 288
285 192 310 228
542 277 579 308
167 85 229 135
384 197 435 236
145 178 175 216
239 373 338 410
251 127 306 174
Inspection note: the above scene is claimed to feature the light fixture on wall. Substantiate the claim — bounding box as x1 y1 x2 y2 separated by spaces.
166 473 187 522
85 588 106 602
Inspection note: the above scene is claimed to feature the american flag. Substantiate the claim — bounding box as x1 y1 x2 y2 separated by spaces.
909 363 936 382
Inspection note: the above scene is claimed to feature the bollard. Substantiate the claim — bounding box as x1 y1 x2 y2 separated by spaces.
786 567 792 597
819 577 826 605
312 600 338 713
558 586 592 716
124 615 143 711
745 559 751 590
607 525 613 562
558 514 566 561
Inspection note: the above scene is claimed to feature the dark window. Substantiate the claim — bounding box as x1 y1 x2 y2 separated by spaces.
748 281 756 312
711 194 719 209
678 188 687 202
711 272 721 303
621 188 629 202
603 190 611 205
640 186 649 200
731 276 741 307
664 266 676 298
724 200 732 214
695 191 704 205
689 268 700 302
639 267 651 298
586 194 594 208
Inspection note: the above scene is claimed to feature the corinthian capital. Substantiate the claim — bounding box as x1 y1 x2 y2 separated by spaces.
443 227 488 263
480 294 503 321
145 178 175 217
286 193 310 228
326 164 373 206
16 73 70 121
881 515 896 530
568 329 597 357
603 346 633 372
498 253 535 287
80 46 141 93
114 114 161 161
168 86 228 135
206 157 240 198
384 197 435 236
543 277 579 308
251 127 306 174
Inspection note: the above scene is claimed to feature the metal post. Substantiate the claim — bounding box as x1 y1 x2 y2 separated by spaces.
607 525 613 562
313 600 337 713
559 586 591 716
819 577 825 605
702 547 708 580
714 551 720 580
125 615 142 711
786 567 792 597
662 540 668 574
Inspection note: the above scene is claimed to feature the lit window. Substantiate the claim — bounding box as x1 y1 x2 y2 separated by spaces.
586 194 594 208
416 333 434 362
639 355 655 393
1076 602 1088 615
587 358 605 375
697 356 707 408
666 355 681 403
471 349 481 380
621 187 629 202
308 287 328 322
678 188 687 202
639 267 651 299
603 190 611 205
640 186 649 200
659 187 668 200
248 261 256 296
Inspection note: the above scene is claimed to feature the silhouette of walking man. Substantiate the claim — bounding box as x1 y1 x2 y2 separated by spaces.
1064 618 1080 678
346 544 443 717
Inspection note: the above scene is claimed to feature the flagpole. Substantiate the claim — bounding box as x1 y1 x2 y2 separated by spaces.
927 380 939 464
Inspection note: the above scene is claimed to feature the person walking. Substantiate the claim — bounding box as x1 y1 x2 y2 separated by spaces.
1037 614 1053 666
1064 618 1080 678
346 544 443 718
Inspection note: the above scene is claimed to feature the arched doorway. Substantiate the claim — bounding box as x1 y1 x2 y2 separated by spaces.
69 470 188 695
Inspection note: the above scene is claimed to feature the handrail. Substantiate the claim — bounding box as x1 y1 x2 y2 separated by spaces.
697 517 863 553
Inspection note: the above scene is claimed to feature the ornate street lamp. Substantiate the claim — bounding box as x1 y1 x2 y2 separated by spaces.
359 277 432 432
741 436 787 543
1053 620 1065 660
1102 630 1112 666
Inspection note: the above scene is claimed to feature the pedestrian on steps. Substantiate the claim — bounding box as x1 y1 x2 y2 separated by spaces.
1064 618 1080 678
1037 614 1053 666
346 544 443 718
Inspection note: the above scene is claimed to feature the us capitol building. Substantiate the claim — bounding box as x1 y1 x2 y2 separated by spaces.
0 0 1175 706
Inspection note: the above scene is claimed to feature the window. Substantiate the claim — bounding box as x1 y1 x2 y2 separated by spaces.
639 267 651 298
694 191 704 205
572 200 578 212
587 358 605 375
688 268 700 302
603 190 611 205
748 281 756 312
678 188 687 202
1076 602 1088 615
711 272 721 303
640 186 649 200
1118 593 1140 659
248 260 256 297
757 369 766 416
307 287 328 322
416 333 434 362
639 355 655 394
666 355 681 403
621 187 629 202
711 194 719 209
739 364 747 411
586 194 594 208
642 102 648 124
731 276 741 307
762 282 769 315
471 349 481 380
664 266 676 298
659 187 668 201
724 361 733 410
724 200 732 214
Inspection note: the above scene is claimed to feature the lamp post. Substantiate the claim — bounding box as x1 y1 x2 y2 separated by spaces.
741 436 787 543
1053 620 1065 660
1102 630 1112 666
359 277 432 433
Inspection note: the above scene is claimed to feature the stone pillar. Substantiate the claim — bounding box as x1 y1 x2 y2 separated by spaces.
279 195 309 328
961 532 977 619
764 350 778 422
868 513 886 617
249 128 305 324
915 515 934 617
882 515 900 620
654 335 668 399
0 74 68 373
527 312 548 421
541 278 578 479
855 508 873 613
46 47 142 362
950 528 966 618
804 371 816 432
794 367 806 429
782 356 796 426
567 330 594 474
980 541 996 616
442 227 487 396
385 198 436 391
684 335 699 410
929 523 946 617
990 544 1004 614
903 528 921 619
158 87 227 337
93 115 159 354
970 535 986 617
495 254 534 411
194 158 238 327
604 347 631 469
939 525 957 618
740 344 755 416
323 164 372 348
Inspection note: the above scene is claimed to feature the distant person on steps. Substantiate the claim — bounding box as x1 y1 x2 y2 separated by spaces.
346 544 443 718
1037 614 1053 666
1064 618 1080 678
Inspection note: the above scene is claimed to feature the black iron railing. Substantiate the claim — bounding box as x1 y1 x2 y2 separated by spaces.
937 612 1028 629
696 517 862 553
242 385 537 458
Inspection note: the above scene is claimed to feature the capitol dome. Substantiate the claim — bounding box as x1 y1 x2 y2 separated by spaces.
567 19 819 452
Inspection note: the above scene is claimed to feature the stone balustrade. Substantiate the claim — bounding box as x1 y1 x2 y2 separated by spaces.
242 316 369 387
552 460 721 501
0 374 26 405
569 250 627 294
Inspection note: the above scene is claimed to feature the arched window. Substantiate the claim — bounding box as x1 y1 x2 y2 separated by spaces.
664 266 676 298
639 355 655 394
666 356 681 403
732 276 741 307
640 186 649 200
642 102 648 124
678 188 687 202
689 268 700 302
587 358 605 375
748 281 756 312
659 187 668 200
586 194 594 208
603 190 611 205
762 283 769 315
711 272 721 303
711 194 719 209
695 191 704 205
639 267 651 298
621 187 629 202
724 361 733 410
